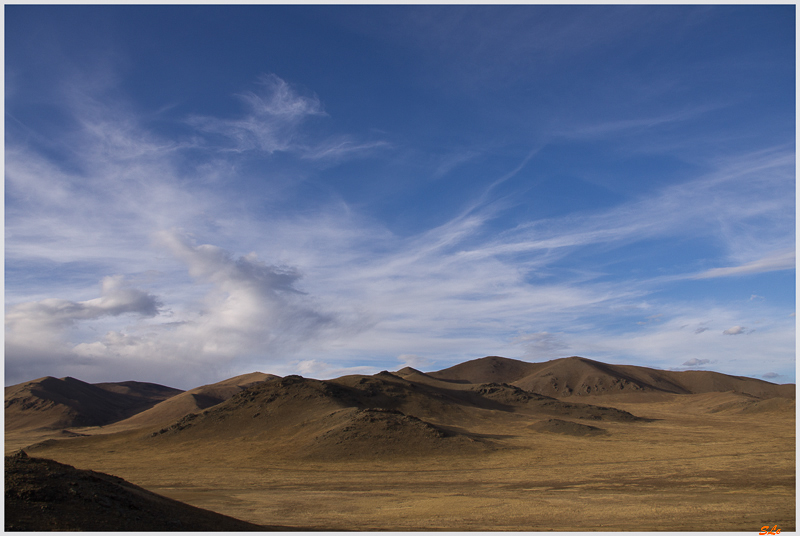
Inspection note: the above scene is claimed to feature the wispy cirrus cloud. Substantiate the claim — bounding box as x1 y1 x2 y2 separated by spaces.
461 145 795 279
303 137 391 162
557 104 728 140
693 249 795 279
188 73 387 161
188 74 325 154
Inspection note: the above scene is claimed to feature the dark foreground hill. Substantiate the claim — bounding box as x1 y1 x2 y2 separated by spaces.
5 451 268 531
428 356 795 399
5 377 182 432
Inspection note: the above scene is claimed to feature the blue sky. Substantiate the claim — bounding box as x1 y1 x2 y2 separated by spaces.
5 5 795 389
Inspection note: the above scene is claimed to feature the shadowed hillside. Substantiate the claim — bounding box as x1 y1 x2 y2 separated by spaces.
103 372 276 431
148 375 495 459
143 372 644 460
5 451 267 531
5 377 182 432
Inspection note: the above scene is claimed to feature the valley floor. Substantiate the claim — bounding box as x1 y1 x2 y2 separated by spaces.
16 392 795 531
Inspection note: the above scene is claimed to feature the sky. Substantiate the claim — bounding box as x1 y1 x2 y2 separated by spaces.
4 5 796 389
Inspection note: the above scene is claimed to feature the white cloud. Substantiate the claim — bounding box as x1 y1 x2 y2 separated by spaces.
133 230 342 360
5 276 163 382
722 326 746 335
682 358 711 367
5 275 160 336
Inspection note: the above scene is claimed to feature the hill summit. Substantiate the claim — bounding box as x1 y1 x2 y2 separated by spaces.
428 356 794 399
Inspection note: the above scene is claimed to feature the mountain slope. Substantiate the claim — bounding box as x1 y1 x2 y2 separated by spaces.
145 371 643 460
104 372 276 431
147 375 499 458
5 377 183 432
429 356 794 399
427 356 539 385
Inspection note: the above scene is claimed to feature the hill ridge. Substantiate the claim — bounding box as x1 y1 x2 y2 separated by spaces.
5 377 182 432
428 355 794 399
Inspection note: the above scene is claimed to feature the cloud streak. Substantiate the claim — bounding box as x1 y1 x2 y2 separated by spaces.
693 249 795 279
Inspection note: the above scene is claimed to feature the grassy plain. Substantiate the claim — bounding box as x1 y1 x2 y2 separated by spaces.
18 391 795 531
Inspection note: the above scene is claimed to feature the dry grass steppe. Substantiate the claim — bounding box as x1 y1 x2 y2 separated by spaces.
6 356 795 531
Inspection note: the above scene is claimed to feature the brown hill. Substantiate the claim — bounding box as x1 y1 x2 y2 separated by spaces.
429 356 795 399
5 377 182 432
304 407 484 459
468 383 642 422
427 356 538 384
5 450 267 531
147 375 500 458
104 372 276 431
145 372 644 460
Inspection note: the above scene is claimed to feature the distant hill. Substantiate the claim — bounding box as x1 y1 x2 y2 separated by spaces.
105 372 276 431
5 377 182 432
427 356 539 384
428 356 795 399
5 451 265 531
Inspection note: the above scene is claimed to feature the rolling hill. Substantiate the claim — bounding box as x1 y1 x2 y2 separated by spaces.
147 374 493 459
6 356 793 459
142 371 644 460
103 372 276 431
5 376 182 432
428 356 795 399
